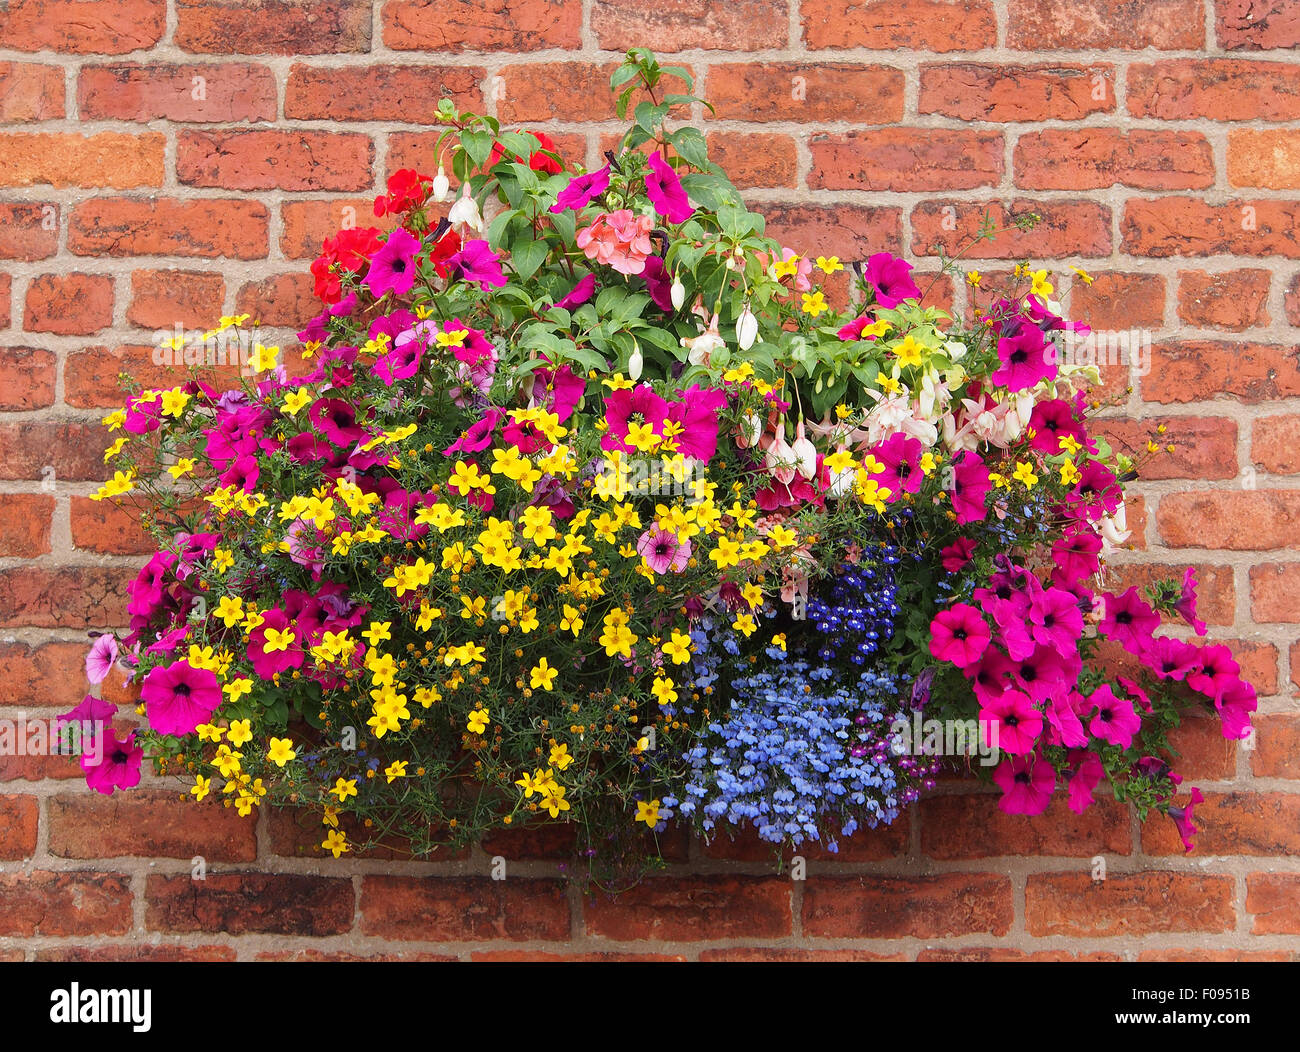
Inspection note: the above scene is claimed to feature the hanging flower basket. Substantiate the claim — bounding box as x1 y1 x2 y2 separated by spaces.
68 51 1252 882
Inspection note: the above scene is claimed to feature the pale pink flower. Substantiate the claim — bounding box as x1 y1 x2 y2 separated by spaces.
575 209 654 276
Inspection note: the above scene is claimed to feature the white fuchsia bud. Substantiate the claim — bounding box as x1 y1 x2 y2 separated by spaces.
736 304 758 351
670 275 686 311
432 166 451 203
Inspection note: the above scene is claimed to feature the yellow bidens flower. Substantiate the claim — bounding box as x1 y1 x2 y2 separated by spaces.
191 775 212 802
800 290 828 318
266 737 296 767
816 255 843 275
329 777 358 802
467 707 490 734
226 719 253 747
530 657 558 691
1012 461 1039 488
385 760 408 783
168 457 196 480
662 629 693 665
90 470 135 502
635 799 661 828
321 829 350 858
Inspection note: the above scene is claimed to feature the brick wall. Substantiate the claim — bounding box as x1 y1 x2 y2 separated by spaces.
0 0 1297 961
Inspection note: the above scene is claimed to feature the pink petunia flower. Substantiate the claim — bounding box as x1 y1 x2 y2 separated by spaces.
140 659 222 738
1086 684 1142 748
85 633 120 685
363 226 422 300
950 450 992 524
644 152 693 223
1099 587 1161 655
862 252 922 308
550 164 610 213
601 384 670 454
1167 787 1204 852
450 239 507 290
991 316 1055 392
979 688 1042 755
1065 750 1105 814
1175 566 1207 636
993 754 1056 815
636 527 691 574
81 728 143 796
929 603 991 668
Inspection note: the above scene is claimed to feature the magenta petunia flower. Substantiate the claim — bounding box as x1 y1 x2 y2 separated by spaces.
950 450 993 524
1065 750 1105 814
533 364 585 423
550 164 610 213
310 398 366 447
940 537 976 573
870 431 925 499
1142 635 1202 682
929 603 991 668
991 316 1055 392
837 314 881 341
445 407 505 456
862 252 922 308
363 226 422 300
992 754 1056 815
1026 398 1088 456
638 255 675 311
1175 566 1207 636
555 272 597 309
374 338 423 386
140 659 222 738
1086 683 1142 748
1215 677 1256 740
644 152 692 223
1027 584 1084 657
85 633 120 685
246 608 305 680
601 384 671 454
1099 587 1161 655
1045 689 1089 749
636 526 691 574
1051 528 1102 589
666 384 728 462
1071 460 1123 520
979 688 1042 755
59 692 117 730
82 728 143 796
450 239 507 290
1186 644 1240 703
1167 787 1204 853
1117 675 1153 714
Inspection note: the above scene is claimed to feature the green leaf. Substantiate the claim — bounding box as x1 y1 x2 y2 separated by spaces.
509 237 548 281
669 127 709 168
485 207 519 251
460 130 494 168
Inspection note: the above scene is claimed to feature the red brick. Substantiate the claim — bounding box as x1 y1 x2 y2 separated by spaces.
384 0 580 50
0 347 55 409
1068 271 1166 331
702 814 908 861
0 62 65 121
70 198 269 260
1138 947 1294 962
267 806 467 862
176 0 372 53
1206 638 1278 696
1253 716 1300 778
0 0 165 54
803 873 1012 938
0 567 135 628
921 794 1130 859
1123 198 1300 258
360 876 569 940
1015 130 1214 191
126 269 226 331
0 641 91 708
178 130 373 192
912 199 1111 259
285 64 483 122
233 274 317 329
1217 0 1300 50
1129 59 1300 120
1143 341 1300 403
1125 493 1149 551
24 273 113 335
0 731 96 783
1094 417 1237 481
803 0 996 52
1143 792 1300 855
585 876 791 940
471 950 686 962
496 62 629 123
810 129 1003 192
38 945 238 962
1254 416 1300 474
705 133 798 189
1229 129 1300 189
1008 0 1203 49
1104 563 1235 625
0 421 113 481
920 63 1114 121
0 132 163 188
1026 872 1233 936
0 203 57 260
917 948 1122 961
1288 274 1300 326
67 344 199 409
147 873 354 935
0 494 53 557
702 948 906 961
284 199 398 259
70 496 153 555
754 202 902 260
593 0 787 49
1177 269 1271 331
0 871 132 936
78 63 277 123
707 63 903 123
1165 715 1239 780
49 791 258 861
477 822 578 860
1246 873 1300 934
1160 490 1300 551
0 795 38 858
1250 563 1300 621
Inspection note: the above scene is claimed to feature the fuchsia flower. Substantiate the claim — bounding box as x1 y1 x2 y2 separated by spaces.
550 164 610 213
363 227 422 299
1167 787 1204 853
1086 684 1142 748
862 252 922 308
636 526 691 574
979 688 1042 755
140 659 222 738
993 754 1056 815
644 152 693 223
576 209 654 276
1099 587 1160 655
1176 567 1207 636
82 728 143 796
929 603 991 668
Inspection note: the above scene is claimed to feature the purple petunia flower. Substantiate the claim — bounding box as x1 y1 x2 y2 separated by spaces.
450 239 507 291
549 164 610 213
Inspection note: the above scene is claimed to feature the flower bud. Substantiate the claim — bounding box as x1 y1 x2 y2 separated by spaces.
628 343 644 382
670 275 686 311
432 166 451 203
736 304 758 351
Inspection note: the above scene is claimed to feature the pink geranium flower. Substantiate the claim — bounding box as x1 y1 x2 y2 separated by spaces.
929 603 991 668
636 527 691 574
993 754 1056 815
140 659 222 737
576 209 654 276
